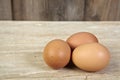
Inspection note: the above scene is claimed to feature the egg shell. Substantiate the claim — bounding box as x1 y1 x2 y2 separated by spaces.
43 39 71 69
72 43 110 72
67 32 98 49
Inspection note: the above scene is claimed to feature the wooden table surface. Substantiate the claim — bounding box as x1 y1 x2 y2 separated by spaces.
0 21 120 80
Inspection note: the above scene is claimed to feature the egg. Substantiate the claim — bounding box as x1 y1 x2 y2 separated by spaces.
43 39 71 69
72 43 110 72
67 32 98 49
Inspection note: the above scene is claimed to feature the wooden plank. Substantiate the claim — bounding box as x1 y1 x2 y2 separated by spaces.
12 0 48 20
12 0 84 21
46 0 85 21
84 0 120 21
0 21 120 80
0 0 12 20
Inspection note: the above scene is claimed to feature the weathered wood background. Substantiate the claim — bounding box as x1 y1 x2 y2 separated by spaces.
0 0 120 21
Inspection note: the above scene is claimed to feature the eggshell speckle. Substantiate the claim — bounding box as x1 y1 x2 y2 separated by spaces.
67 32 98 49
43 39 71 69
72 43 110 72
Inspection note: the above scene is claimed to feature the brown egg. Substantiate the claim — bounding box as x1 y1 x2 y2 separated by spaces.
43 39 71 69
72 43 110 72
67 32 98 49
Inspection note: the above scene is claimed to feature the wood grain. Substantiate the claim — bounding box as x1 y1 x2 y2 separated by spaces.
0 0 120 21
0 0 12 20
0 21 120 80
47 0 84 21
12 0 84 21
85 0 120 21
12 0 48 20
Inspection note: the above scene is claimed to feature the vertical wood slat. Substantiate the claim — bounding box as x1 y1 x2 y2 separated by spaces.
12 0 48 20
85 0 120 21
0 0 12 20
12 0 85 21
47 0 85 21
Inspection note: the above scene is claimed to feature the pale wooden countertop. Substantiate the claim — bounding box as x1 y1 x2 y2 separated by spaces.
0 21 120 80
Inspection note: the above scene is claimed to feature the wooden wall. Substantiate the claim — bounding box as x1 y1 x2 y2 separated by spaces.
85 0 120 21
0 0 120 21
0 0 12 20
